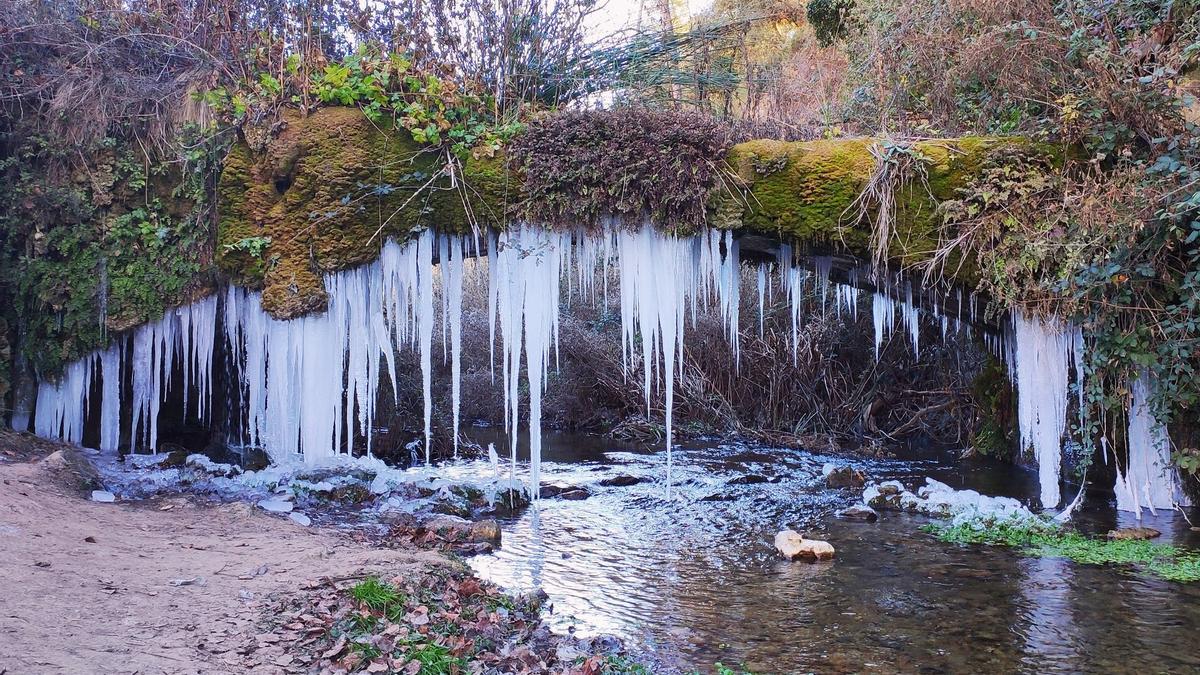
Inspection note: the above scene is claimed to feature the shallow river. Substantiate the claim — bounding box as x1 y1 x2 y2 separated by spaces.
458 432 1200 674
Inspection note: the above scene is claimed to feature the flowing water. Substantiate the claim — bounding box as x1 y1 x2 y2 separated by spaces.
458 432 1200 674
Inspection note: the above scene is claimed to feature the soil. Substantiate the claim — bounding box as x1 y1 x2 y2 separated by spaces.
0 435 446 675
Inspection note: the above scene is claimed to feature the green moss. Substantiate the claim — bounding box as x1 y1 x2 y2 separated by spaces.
727 138 875 247
724 136 1054 278
927 518 1200 583
216 106 511 318
1 127 222 376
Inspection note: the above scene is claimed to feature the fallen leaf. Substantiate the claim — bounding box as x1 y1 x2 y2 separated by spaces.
321 636 347 659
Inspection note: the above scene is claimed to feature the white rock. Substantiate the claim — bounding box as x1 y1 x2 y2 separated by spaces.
774 529 835 561
289 512 312 526
257 498 293 513
821 462 835 477
90 490 116 503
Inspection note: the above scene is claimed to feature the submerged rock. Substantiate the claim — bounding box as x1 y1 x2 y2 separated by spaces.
774 529 835 561
185 454 241 478
490 488 531 515
423 515 501 544
1107 527 1162 541
726 474 778 485
836 504 879 522
539 483 591 500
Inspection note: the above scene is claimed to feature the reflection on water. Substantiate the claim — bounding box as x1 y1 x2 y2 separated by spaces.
458 430 1200 673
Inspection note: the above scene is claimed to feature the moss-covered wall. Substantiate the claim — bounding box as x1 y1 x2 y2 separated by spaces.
1 129 217 380
217 107 511 318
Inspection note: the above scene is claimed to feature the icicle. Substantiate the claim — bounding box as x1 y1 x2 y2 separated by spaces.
417 230 435 463
1011 310 1075 509
756 264 766 337
872 292 895 360
446 235 464 457
901 283 920 358
1116 374 1189 516
439 235 450 364
98 343 121 452
33 356 92 445
813 256 832 311
487 229 499 383
718 230 740 366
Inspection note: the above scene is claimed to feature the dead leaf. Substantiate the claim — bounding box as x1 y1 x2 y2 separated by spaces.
321 636 347 659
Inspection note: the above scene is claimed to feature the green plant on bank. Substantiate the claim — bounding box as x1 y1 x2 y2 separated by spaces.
0 123 224 374
349 577 406 620
592 654 652 674
925 518 1200 583
222 236 272 259
200 46 524 162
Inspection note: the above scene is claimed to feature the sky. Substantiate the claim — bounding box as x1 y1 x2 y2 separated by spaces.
583 0 715 41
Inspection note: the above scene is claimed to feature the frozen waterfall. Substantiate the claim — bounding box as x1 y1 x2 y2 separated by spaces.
1116 374 1189 517
25 222 1183 513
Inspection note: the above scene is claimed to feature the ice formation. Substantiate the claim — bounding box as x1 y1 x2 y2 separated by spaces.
30 221 1154 514
1115 374 1188 516
34 296 218 452
871 292 896 359
1009 311 1081 510
492 225 566 494
33 356 92 445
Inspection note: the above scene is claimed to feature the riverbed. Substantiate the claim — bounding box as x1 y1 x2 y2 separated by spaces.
458 432 1200 674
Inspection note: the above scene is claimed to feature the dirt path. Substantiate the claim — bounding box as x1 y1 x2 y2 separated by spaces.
0 450 444 675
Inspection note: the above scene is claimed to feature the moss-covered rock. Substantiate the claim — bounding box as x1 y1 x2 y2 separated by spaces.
723 136 1055 275
217 107 511 319
218 108 1050 318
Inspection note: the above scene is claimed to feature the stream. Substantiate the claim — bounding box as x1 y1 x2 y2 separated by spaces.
454 431 1200 674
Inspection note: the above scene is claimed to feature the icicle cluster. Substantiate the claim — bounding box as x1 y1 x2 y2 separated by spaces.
1008 311 1082 510
492 225 567 493
1116 374 1189 516
34 297 218 452
223 231 437 464
34 221 1188 515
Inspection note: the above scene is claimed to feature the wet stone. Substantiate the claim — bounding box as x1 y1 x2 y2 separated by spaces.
823 463 866 488
1107 527 1162 540
726 474 779 485
541 483 593 500
836 504 879 522
598 475 645 487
